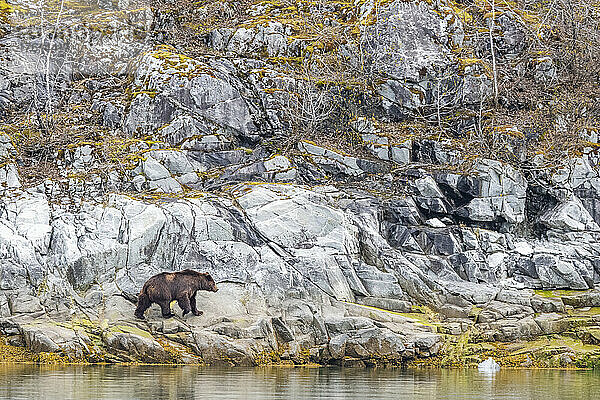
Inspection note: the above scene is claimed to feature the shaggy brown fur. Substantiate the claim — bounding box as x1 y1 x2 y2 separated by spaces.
134 269 218 319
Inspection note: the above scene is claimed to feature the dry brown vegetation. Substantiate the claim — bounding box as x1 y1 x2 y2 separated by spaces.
3 0 600 188
154 0 600 168
454 0 600 165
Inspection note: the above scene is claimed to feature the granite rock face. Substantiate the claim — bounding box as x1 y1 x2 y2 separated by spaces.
2 165 600 364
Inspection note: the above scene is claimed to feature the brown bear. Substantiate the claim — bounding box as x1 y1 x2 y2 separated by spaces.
134 269 218 319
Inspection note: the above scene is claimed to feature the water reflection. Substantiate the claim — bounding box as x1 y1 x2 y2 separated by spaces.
0 364 598 400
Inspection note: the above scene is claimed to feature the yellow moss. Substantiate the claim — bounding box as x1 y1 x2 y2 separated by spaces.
0 0 12 24
155 338 190 364
262 88 285 94
342 301 440 329
130 90 158 99
122 189 211 204
253 343 318 366
535 289 591 298
448 0 473 24
145 48 215 80
253 349 284 366
110 325 154 340
0 336 79 364
411 333 600 369
572 307 600 316
267 56 304 65
458 58 484 68
294 347 312 364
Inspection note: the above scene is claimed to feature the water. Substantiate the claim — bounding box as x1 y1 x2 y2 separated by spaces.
0 364 598 400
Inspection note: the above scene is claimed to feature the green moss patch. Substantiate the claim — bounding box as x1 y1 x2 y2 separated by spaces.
534 289 591 298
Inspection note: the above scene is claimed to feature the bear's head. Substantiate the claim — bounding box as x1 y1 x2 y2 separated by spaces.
202 273 218 292
181 269 219 292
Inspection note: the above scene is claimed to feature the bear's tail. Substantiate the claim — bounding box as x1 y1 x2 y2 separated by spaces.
134 291 151 319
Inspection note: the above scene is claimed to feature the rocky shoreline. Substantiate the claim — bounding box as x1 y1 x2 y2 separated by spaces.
3 287 600 368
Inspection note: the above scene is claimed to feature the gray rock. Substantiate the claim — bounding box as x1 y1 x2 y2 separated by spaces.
534 313 569 334
104 328 169 362
8 294 43 314
347 327 406 360
540 196 600 232
325 317 375 337
103 102 123 129
359 297 412 313
534 254 591 289
533 57 557 84
264 155 297 182
0 163 20 188
190 330 257 366
150 150 195 176
413 333 442 353
328 334 348 359
143 156 171 181
390 145 411 164
0 134 16 160
495 289 533 307
1 5 152 110
21 322 90 357
453 159 527 223
148 177 183 193
10 0 600 367
484 300 534 319
438 304 470 319
208 22 291 58
531 296 565 313
177 172 200 186
364 1 464 116
125 50 264 143
271 317 294 343
298 141 386 177
560 291 600 308
487 316 543 341
415 176 444 198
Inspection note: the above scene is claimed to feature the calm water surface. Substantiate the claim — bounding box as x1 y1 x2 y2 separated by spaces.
0 364 598 400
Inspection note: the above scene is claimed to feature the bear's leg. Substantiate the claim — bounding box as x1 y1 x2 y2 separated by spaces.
134 292 151 319
190 293 203 316
158 300 174 318
178 295 192 316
